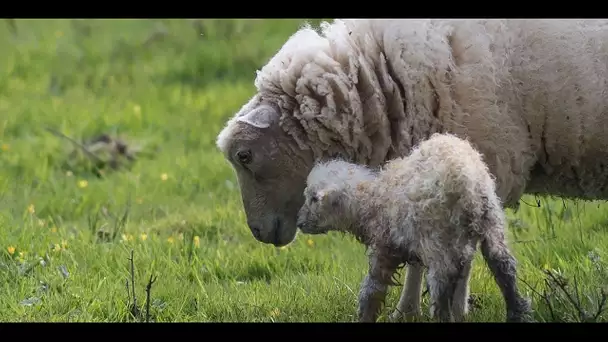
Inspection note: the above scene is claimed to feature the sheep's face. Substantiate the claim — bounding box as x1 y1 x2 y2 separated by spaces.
218 104 314 247
296 185 345 235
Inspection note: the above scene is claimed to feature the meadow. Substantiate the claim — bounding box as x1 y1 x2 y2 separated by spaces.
0 18 607 322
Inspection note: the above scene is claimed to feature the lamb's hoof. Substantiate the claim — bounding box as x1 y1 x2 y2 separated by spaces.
507 314 533 323
389 309 420 322
388 311 402 322
507 298 534 323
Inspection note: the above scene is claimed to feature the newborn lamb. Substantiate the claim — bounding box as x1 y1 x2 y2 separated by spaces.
296 133 531 322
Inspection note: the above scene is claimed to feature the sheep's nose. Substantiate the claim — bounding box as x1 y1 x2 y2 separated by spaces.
248 222 262 240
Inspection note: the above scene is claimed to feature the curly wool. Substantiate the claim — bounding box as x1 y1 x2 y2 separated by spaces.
303 133 529 322
307 133 504 254
217 19 608 208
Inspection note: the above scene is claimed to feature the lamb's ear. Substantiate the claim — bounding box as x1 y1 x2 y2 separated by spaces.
236 105 280 129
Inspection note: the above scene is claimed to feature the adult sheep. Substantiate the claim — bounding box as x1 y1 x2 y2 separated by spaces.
216 19 608 318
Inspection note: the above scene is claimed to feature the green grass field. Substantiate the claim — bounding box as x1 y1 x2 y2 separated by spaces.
1 19 607 322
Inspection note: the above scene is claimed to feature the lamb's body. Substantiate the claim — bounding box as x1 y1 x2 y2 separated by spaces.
296 133 531 322
216 19 608 320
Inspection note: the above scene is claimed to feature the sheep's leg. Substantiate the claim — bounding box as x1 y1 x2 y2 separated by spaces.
427 262 464 323
358 251 400 322
358 274 389 322
480 236 532 322
389 263 424 321
451 259 473 322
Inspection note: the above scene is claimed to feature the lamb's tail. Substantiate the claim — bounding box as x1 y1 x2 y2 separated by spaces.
479 201 533 322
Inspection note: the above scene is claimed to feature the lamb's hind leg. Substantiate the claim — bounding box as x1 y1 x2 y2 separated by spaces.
451 259 473 322
480 236 532 322
427 260 466 323
389 263 424 321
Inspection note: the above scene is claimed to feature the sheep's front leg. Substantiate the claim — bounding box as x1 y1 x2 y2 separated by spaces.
389 263 424 321
358 252 400 322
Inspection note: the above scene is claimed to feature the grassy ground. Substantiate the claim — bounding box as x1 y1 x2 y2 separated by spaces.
1 19 607 323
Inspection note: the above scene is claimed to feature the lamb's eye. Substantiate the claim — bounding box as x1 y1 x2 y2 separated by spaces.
310 195 318 203
236 150 252 165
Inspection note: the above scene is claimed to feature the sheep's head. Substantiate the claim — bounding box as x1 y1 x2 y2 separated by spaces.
216 103 314 247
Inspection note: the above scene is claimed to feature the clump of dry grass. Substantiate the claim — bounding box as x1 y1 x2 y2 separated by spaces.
46 127 159 177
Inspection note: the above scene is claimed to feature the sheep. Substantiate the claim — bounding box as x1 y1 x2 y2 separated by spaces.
216 19 608 320
295 133 532 322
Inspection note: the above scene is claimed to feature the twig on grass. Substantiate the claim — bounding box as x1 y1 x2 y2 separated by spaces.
127 249 140 319
145 273 158 323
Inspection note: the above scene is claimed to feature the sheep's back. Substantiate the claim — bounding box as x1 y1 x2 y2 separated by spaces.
473 19 608 199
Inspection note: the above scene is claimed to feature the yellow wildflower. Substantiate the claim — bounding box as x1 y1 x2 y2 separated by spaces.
51 227 58 233
160 173 168 181
1 143 9 151
78 180 88 188
52 244 61 252
37 219 45 227
193 235 200 248
167 236 175 244
121 234 134 242
61 240 68 249
270 308 281 317
51 97 62 108
27 204 35 214
7 246 15 255
306 239 314 247
140 233 148 241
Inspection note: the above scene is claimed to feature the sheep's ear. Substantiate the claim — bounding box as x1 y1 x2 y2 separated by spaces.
236 105 280 129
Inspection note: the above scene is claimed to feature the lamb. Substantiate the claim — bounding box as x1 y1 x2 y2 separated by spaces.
295 133 532 322
216 19 608 320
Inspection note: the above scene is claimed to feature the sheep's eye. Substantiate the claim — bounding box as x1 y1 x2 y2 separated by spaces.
310 195 318 203
236 150 252 165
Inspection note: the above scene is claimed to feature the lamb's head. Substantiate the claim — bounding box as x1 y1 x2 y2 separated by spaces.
296 181 347 235
216 102 314 247
296 160 375 234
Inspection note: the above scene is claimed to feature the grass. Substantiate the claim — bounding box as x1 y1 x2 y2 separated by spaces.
0 18 607 323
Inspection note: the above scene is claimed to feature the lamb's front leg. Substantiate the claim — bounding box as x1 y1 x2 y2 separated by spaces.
358 274 389 322
358 251 400 322
389 263 424 321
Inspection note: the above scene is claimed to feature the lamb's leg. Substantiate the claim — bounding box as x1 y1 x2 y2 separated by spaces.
389 263 424 321
451 259 473 322
480 236 532 322
427 261 465 323
358 252 400 322
358 274 389 322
